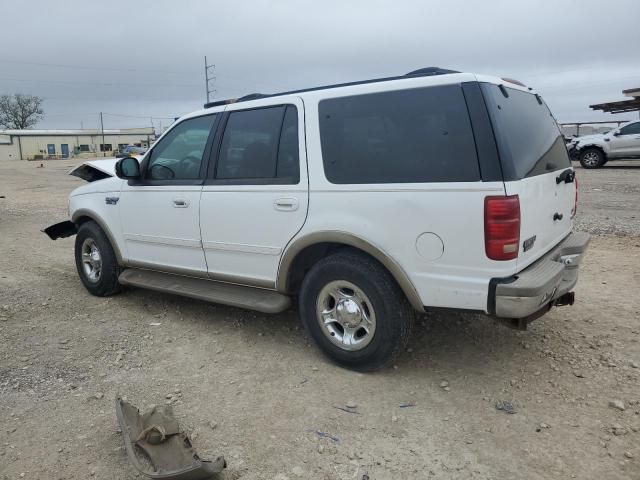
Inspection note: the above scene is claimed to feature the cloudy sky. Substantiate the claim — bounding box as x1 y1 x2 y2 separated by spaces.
1 0 639 130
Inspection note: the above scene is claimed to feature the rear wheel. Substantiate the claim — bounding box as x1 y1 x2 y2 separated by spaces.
74 221 122 296
299 250 415 371
579 148 605 169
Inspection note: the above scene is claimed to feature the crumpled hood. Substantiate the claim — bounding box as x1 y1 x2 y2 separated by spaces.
573 133 605 145
69 157 142 182
69 158 119 182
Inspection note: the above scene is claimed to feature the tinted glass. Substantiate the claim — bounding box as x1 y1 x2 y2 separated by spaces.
147 114 216 180
217 106 285 179
318 85 480 184
276 106 300 181
619 122 640 135
481 84 570 180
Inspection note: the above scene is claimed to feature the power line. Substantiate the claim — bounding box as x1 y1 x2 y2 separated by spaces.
0 76 200 89
0 58 200 76
102 112 178 120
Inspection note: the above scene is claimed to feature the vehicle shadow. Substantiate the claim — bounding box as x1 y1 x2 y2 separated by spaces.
128 287 549 377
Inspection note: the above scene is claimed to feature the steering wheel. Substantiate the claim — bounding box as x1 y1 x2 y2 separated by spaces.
177 155 201 178
149 163 175 180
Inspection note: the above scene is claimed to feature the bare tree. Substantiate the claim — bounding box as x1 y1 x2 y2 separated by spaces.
0 94 44 129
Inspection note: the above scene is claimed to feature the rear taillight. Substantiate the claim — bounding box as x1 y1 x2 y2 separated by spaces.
484 195 520 261
571 176 578 217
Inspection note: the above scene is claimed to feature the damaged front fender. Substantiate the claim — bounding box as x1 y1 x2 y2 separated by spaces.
42 220 78 240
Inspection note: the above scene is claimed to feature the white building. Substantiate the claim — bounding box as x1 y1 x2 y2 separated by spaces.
0 128 155 160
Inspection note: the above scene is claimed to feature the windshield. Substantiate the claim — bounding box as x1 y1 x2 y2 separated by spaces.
481 83 571 181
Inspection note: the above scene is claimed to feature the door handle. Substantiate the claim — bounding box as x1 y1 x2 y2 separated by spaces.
274 197 299 211
172 198 189 208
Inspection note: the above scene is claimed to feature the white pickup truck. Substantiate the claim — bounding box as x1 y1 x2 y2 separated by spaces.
568 120 640 168
45 67 589 371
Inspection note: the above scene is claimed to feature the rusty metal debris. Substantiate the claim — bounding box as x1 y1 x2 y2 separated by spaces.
116 397 226 480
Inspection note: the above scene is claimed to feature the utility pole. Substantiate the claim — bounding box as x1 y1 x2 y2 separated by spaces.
100 112 106 157
204 56 216 103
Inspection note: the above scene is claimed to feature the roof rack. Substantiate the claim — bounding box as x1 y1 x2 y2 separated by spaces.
203 67 460 109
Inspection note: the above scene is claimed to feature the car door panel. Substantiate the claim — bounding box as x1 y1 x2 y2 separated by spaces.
200 98 308 287
119 113 220 274
608 122 640 157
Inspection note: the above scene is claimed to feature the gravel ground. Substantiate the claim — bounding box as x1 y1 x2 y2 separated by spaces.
572 160 640 236
0 159 639 480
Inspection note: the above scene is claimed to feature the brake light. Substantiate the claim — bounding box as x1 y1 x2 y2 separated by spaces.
484 195 520 261
571 176 578 217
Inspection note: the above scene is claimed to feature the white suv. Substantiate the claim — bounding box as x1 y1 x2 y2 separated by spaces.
45 68 589 371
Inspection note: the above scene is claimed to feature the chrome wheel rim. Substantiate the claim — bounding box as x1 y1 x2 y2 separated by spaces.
582 151 599 166
81 238 102 283
316 280 376 351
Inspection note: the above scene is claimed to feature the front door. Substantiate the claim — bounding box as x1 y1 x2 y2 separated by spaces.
118 114 219 274
61 144 69 158
200 98 308 287
608 121 640 157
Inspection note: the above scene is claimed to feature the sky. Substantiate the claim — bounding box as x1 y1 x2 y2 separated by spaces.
1 0 639 130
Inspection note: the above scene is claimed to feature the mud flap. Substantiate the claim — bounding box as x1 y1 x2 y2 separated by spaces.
42 220 78 240
115 398 226 480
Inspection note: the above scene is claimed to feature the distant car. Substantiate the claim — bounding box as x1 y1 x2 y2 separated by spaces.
567 120 640 168
116 145 147 158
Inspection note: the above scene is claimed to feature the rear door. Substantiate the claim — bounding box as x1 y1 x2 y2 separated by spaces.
200 97 308 288
482 83 575 268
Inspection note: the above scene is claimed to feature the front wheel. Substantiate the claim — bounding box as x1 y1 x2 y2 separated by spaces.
579 148 605 169
74 221 122 296
299 250 415 371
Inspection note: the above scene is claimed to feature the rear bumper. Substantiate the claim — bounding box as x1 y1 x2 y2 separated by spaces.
491 231 590 319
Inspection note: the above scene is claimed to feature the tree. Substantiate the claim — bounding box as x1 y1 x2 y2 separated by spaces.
0 94 44 129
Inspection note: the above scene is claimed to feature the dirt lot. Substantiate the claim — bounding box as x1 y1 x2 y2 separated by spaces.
1 159 639 480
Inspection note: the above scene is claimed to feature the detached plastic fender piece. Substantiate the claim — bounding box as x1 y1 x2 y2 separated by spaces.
42 220 78 240
115 397 226 480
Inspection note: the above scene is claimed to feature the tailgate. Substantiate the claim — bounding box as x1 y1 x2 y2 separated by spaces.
505 169 575 268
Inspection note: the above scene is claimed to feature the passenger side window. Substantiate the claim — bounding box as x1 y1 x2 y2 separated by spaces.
619 122 640 136
147 114 216 180
216 105 299 183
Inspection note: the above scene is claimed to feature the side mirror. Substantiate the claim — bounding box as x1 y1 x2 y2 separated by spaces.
115 157 141 179
613 131 621 137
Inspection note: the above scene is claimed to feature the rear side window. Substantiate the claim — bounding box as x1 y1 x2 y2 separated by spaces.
481 84 570 180
318 85 480 184
216 105 299 183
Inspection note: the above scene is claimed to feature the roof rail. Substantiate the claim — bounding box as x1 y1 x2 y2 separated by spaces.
203 67 460 109
405 67 460 76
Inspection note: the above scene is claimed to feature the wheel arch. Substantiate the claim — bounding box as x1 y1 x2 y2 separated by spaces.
578 143 606 157
277 231 424 311
72 209 124 266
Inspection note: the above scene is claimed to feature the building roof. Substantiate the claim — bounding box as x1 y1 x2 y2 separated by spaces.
622 87 640 98
590 87 640 114
0 127 154 136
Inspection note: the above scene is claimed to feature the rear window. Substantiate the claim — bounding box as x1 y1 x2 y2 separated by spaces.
318 85 480 184
481 84 570 180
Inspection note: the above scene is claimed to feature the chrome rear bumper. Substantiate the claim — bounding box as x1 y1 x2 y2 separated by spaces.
491 231 590 319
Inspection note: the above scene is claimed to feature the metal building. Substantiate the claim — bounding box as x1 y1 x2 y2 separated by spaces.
0 127 154 160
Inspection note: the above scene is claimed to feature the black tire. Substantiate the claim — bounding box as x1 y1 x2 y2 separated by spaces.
579 148 606 169
74 221 122 296
299 249 415 372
